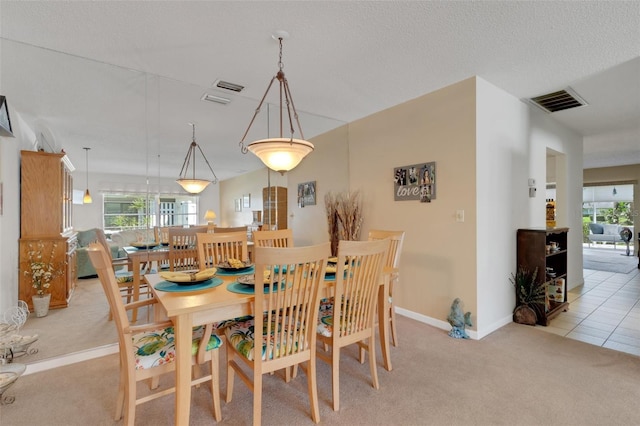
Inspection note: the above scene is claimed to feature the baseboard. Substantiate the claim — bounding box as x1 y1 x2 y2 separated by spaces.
23 343 118 376
395 307 514 340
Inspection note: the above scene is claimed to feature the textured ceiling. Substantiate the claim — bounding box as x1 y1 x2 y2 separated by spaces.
1 1 639 179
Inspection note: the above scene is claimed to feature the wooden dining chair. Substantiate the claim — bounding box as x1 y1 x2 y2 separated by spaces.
214 226 248 234
168 226 208 271
196 231 249 269
95 229 153 321
367 229 405 347
225 242 330 425
252 228 293 248
86 243 223 425
316 238 390 411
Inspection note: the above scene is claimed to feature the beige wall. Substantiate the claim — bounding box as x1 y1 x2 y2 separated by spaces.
219 76 586 338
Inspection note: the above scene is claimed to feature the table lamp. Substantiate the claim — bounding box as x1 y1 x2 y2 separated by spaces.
204 210 217 225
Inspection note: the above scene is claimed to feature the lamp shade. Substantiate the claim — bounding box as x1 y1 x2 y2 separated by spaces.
83 188 92 204
247 138 314 173
176 178 212 194
204 210 217 222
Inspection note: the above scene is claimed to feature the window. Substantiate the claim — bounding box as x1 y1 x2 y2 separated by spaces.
103 193 199 232
582 184 634 225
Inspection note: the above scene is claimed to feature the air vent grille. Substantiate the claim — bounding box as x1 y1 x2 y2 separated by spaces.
213 79 244 93
529 87 587 113
200 93 231 105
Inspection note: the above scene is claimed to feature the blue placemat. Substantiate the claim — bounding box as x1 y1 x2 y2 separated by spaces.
215 266 255 276
155 277 223 292
227 281 287 295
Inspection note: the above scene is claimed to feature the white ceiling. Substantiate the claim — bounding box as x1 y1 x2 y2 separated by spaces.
1 1 639 181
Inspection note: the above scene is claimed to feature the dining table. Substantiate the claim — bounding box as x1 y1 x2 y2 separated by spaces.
122 241 254 322
145 264 392 425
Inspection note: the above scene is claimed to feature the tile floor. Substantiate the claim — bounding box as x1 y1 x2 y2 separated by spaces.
539 253 640 357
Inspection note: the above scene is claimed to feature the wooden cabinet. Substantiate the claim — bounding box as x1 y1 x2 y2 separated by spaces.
516 228 569 326
262 186 287 230
19 150 77 310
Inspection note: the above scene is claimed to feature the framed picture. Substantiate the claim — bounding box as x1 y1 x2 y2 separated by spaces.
297 181 316 207
0 96 14 137
234 198 242 212
394 161 436 202
243 193 251 208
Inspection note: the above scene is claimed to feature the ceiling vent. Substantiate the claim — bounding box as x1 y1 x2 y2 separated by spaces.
528 87 588 113
213 79 245 93
200 93 231 105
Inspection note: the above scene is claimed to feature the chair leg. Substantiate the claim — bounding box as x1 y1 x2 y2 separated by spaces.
124 373 137 426
210 349 222 422
331 347 340 411
253 369 263 426
226 345 235 403
390 303 399 347
115 360 126 421
368 334 379 390
306 359 320 423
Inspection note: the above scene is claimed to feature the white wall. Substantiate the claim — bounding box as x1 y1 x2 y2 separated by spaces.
0 109 38 313
475 77 584 336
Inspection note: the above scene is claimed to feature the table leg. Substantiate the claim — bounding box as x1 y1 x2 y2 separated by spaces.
174 313 193 425
378 274 392 371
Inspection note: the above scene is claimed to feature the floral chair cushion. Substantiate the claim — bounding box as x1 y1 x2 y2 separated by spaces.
115 270 134 283
224 315 302 361
317 297 335 337
132 325 223 370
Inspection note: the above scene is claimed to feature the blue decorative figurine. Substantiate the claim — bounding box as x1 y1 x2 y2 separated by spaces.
447 298 473 339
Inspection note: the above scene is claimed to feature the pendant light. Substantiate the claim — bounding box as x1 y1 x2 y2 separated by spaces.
176 123 219 194
238 31 313 174
82 147 92 204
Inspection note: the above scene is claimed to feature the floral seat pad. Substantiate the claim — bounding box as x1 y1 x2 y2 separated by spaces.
115 270 134 283
224 315 302 361
317 297 335 337
133 325 223 370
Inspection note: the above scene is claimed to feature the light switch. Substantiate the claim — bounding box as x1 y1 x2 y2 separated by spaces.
456 210 464 222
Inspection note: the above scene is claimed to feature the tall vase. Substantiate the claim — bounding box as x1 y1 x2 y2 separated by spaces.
32 294 51 318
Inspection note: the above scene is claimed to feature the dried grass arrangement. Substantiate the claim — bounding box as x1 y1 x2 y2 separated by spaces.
325 190 363 255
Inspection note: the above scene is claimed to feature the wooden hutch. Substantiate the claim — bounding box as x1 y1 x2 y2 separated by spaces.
19 150 77 310
262 186 287 230
516 227 569 326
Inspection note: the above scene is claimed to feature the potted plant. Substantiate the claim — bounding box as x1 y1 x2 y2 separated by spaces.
23 241 64 317
510 266 545 326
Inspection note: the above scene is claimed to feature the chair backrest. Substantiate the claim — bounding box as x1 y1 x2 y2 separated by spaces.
331 239 390 340
368 229 405 269
196 231 249 269
250 242 330 367
252 228 294 248
86 243 133 349
93 229 113 260
168 226 208 271
214 226 248 234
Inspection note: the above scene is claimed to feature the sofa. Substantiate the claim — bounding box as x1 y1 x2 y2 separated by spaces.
76 229 123 278
110 228 157 250
587 223 634 247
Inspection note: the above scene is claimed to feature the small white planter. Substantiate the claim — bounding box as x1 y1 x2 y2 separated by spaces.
31 294 51 318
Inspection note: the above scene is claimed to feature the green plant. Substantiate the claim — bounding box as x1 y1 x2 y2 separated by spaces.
510 266 545 311
582 217 591 243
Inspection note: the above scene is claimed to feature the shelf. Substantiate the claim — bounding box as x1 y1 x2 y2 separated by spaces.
542 301 569 326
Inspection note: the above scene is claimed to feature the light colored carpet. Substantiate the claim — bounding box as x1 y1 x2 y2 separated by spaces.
2 317 640 425
583 247 638 274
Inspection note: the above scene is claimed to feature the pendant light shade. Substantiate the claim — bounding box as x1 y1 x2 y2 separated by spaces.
83 147 92 204
239 32 314 174
177 123 218 194
247 138 314 173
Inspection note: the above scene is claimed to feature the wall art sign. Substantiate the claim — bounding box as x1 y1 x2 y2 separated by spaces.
393 162 436 202
297 181 316 207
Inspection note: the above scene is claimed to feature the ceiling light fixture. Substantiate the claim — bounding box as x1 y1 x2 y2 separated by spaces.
176 123 219 194
238 31 314 174
82 147 92 204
